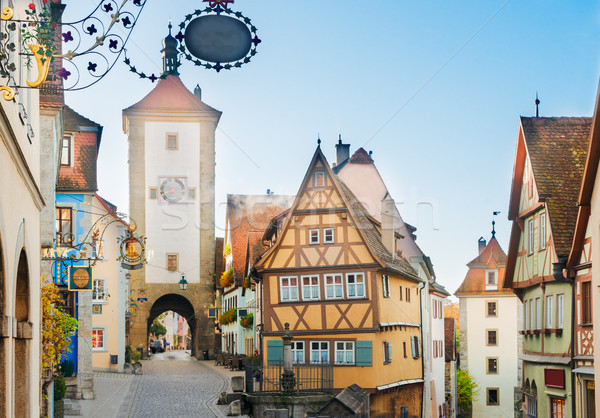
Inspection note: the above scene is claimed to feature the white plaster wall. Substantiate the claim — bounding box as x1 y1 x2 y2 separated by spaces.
430 294 446 414
144 121 201 284
465 295 520 418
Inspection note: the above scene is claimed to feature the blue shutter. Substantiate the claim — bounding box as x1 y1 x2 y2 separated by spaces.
355 341 372 366
267 340 283 365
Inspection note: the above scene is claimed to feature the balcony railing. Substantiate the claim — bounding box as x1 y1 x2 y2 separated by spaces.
245 361 334 395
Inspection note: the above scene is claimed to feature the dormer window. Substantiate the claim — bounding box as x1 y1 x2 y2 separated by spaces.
486 270 497 290
61 136 73 166
314 171 325 188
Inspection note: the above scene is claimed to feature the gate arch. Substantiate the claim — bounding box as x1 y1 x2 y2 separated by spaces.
14 249 30 418
147 294 196 357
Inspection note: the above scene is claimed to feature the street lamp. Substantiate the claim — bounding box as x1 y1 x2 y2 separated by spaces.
179 274 188 291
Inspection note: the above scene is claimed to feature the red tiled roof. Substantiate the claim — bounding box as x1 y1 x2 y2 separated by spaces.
123 75 220 114
521 117 591 257
456 236 512 296
349 147 374 164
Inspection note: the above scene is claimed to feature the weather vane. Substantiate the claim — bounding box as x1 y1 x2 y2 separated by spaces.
492 211 500 238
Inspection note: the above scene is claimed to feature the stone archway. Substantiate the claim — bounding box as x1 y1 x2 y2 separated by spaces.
14 249 30 418
0 236 5 416
148 294 196 357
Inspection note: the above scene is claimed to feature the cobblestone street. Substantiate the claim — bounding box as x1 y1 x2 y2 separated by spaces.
78 351 243 418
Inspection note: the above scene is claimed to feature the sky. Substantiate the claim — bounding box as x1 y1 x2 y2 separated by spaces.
61 1 600 295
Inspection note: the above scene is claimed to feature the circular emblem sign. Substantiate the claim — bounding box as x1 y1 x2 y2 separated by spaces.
185 15 251 63
72 268 90 289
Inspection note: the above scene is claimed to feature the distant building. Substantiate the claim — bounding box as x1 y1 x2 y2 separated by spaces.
255 145 425 416
456 234 522 417
504 117 591 418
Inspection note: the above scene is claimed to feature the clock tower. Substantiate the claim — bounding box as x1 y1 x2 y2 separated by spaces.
123 26 221 358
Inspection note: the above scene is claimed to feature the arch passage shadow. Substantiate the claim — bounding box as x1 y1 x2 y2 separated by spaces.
147 294 196 356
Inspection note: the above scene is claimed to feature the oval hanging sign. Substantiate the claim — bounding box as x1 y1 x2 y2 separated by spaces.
185 15 251 63
177 1 261 72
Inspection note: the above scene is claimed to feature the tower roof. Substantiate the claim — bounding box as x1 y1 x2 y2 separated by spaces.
123 75 221 119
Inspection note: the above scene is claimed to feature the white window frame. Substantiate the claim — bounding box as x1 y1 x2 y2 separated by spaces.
529 299 534 330
291 341 305 364
536 297 542 329
310 341 329 364
280 276 299 302
557 294 564 329
309 228 320 245
314 171 325 188
324 274 344 300
92 327 107 351
323 227 335 244
382 275 390 298
524 301 528 330
301 275 320 301
346 272 366 299
528 218 534 255
540 212 546 250
546 295 553 328
61 136 74 167
334 341 355 365
92 278 107 303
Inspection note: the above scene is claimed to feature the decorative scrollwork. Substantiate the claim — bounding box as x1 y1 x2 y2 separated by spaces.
1 7 13 21
0 85 14 100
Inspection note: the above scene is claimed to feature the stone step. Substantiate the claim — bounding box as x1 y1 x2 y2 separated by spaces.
63 399 81 416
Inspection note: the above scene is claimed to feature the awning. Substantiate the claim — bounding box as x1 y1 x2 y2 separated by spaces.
377 378 424 391
572 367 594 375
520 353 571 365
379 322 420 328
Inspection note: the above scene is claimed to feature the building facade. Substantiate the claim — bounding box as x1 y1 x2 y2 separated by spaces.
123 30 221 358
254 146 425 416
504 117 591 418
456 234 522 417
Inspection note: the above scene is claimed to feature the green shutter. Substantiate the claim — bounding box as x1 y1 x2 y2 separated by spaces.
355 341 372 366
267 340 283 365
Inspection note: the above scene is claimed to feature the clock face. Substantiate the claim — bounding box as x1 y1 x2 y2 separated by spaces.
159 177 186 203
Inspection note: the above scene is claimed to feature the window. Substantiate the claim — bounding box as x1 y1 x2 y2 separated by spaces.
166 133 178 150
56 207 73 246
310 341 329 363
323 227 334 244
582 281 592 324
92 328 105 350
524 301 528 330
403 341 407 358
383 341 392 364
314 171 325 187
487 301 497 317
529 299 534 330
557 294 564 329
61 136 72 166
487 271 497 285
149 187 157 199
166 253 178 271
280 276 299 302
525 393 537 417
325 274 344 299
59 290 75 317
301 275 320 301
92 278 106 303
410 336 421 358
550 397 565 418
406 287 411 302
540 213 546 250
346 273 365 298
487 330 497 346
486 388 499 406
309 229 320 245
291 341 304 364
399 285 403 301
487 357 498 374
528 218 534 255
536 297 541 329
382 275 390 298
546 295 553 328
335 341 355 364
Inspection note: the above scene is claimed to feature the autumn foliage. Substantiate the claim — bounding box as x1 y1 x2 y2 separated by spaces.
42 283 78 375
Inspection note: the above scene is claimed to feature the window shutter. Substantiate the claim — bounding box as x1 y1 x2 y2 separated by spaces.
267 340 283 365
355 341 372 366
411 336 416 358
387 342 392 362
416 337 421 358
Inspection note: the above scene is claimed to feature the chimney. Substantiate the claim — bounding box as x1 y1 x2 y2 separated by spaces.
335 135 350 166
478 237 486 254
194 84 202 100
381 194 395 255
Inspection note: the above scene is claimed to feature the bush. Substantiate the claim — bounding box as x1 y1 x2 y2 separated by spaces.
54 375 66 400
125 346 132 364
130 349 141 364
60 359 74 378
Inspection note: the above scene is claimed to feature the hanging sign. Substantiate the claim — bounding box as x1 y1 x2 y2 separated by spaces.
68 266 93 291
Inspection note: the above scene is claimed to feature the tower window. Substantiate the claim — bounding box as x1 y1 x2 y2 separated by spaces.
166 133 178 150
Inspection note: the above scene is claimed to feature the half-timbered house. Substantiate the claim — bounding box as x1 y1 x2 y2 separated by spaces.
254 145 425 416
504 116 591 418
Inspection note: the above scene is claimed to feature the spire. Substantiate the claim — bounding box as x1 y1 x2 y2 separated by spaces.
535 92 540 118
317 134 321 147
161 21 180 76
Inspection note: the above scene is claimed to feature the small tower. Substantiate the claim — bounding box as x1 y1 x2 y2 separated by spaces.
161 22 179 76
